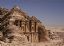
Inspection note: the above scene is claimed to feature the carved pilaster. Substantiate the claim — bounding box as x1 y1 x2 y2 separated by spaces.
35 33 39 42
36 22 39 32
21 21 25 32
28 34 32 42
25 21 30 32
31 21 35 32
32 33 34 42
31 33 39 42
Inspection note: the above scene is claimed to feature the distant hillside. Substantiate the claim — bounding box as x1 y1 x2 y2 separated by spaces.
45 26 64 32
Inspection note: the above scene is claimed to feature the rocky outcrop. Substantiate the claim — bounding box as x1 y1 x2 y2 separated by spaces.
0 6 49 46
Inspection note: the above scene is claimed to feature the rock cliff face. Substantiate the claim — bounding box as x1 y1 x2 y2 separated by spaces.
0 6 49 45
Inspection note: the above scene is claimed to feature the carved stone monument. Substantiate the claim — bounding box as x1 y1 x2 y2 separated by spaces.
0 6 49 43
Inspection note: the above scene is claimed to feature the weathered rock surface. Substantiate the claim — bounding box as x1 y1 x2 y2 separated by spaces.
0 6 64 46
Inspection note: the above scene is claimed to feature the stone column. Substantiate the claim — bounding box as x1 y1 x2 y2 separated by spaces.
21 21 25 32
29 34 32 42
35 22 37 32
32 33 34 42
35 33 39 42
36 23 39 32
31 21 35 32
25 21 30 32
31 33 39 42
35 22 39 42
